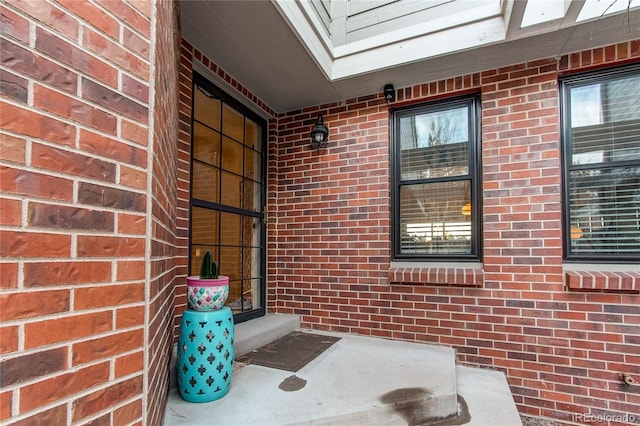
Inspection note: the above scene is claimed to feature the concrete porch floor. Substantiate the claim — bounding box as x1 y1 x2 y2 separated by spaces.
163 314 522 426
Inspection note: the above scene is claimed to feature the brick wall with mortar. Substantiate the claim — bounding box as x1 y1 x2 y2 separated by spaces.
147 1 180 425
174 39 639 424
0 0 179 424
272 43 640 424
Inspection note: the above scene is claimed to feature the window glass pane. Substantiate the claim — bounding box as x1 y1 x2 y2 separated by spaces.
570 74 640 165
194 86 220 131
193 123 220 166
400 180 472 255
568 166 640 254
400 106 469 180
565 67 640 258
222 136 243 174
192 162 219 203
222 103 244 141
221 171 241 207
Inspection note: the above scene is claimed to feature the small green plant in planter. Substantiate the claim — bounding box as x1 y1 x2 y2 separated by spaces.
187 251 229 311
199 251 218 279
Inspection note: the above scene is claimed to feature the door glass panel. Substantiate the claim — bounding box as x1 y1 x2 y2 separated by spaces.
242 246 260 277
221 171 241 207
222 136 243 174
220 212 241 246
194 87 221 131
242 217 260 247
242 179 261 212
190 246 219 276
245 118 261 151
244 147 261 180
192 163 219 203
229 280 255 312
220 246 241 280
193 123 220 166
191 207 219 244
222 104 244 141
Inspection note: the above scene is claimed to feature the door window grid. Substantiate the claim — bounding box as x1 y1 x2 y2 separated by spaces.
190 74 266 316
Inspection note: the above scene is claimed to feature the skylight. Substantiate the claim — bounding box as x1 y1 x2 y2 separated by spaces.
577 0 640 21
521 0 569 27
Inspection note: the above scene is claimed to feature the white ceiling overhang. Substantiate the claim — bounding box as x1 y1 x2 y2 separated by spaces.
275 0 507 80
181 0 640 113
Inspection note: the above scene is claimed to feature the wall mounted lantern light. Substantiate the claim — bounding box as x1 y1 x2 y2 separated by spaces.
384 84 395 103
310 114 329 150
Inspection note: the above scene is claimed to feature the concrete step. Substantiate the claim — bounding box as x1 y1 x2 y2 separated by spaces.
287 364 522 426
284 331 459 424
165 330 460 425
454 364 523 425
165 316 521 426
233 313 301 357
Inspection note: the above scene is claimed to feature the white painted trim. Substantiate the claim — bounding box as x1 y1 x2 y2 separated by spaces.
340 1 502 54
331 17 506 80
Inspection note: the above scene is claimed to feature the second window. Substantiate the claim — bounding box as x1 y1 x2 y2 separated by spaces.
393 95 481 260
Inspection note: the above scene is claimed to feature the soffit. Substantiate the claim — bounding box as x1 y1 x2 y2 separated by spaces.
180 0 640 113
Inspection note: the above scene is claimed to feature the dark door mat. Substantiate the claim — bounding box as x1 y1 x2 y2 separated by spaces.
236 331 340 372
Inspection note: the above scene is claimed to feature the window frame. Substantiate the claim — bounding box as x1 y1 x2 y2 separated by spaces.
391 94 482 262
560 63 640 263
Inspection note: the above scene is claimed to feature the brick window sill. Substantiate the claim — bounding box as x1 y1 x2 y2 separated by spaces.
388 262 484 287
564 264 640 292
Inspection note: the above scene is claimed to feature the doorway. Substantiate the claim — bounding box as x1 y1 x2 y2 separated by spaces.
189 72 267 322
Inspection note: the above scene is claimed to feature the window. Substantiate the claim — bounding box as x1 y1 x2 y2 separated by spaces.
190 72 267 320
392 95 481 260
561 64 640 261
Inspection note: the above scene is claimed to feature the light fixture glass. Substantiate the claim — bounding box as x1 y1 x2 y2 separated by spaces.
310 115 328 150
570 226 583 240
461 203 471 216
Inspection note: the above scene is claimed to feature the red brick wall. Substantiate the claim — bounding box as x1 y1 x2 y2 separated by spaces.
0 0 178 424
175 39 194 336
147 1 181 425
272 43 640 424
